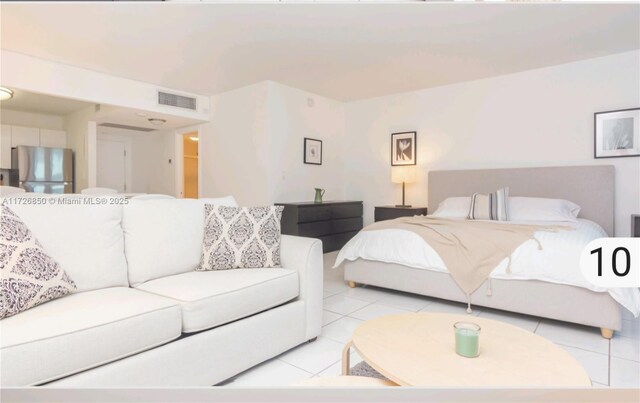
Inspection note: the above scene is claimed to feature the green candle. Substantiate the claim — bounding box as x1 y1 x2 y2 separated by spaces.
454 322 481 358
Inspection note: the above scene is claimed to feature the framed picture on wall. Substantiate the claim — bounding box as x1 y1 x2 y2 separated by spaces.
304 138 322 165
391 131 417 166
594 108 640 158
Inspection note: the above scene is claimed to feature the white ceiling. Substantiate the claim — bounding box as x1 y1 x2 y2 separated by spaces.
1 89 91 116
1 3 638 101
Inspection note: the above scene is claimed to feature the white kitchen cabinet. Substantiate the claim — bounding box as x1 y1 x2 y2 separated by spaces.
1 126 68 168
11 126 40 147
39 129 67 148
0 125 11 169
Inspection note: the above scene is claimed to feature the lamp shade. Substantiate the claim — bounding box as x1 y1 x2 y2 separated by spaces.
391 166 416 184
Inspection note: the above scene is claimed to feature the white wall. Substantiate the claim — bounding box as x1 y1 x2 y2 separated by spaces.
344 51 640 236
200 81 346 206
200 82 271 205
149 131 177 196
267 82 346 203
64 106 95 191
0 109 65 130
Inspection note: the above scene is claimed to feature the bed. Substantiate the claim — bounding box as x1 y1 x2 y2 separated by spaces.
337 165 638 338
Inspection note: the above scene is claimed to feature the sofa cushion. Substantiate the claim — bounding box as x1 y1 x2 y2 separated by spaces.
123 196 238 287
0 287 181 386
136 269 299 333
4 195 128 292
1 205 76 319
198 205 284 271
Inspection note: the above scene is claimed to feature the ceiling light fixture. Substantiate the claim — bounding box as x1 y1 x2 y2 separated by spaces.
189 136 199 142
148 118 167 126
0 87 14 101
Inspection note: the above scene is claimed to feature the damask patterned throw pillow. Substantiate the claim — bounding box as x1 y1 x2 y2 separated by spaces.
198 205 285 270
0 205 76 319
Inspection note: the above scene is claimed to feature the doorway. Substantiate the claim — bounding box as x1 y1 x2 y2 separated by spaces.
96 138 129 192
182 132 199 199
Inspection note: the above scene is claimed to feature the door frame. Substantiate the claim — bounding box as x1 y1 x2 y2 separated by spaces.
96 133 133 193
174 125 201 198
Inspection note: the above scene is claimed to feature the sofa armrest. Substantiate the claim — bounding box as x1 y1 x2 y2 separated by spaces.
280 235 323 340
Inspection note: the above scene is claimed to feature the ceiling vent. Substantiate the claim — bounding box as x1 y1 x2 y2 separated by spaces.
98 123 156 132
158 91 197 111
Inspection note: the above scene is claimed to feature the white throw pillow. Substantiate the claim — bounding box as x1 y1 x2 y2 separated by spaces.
509 197 580 222
198 205 284 270
1 205 76 319
431 197 471 218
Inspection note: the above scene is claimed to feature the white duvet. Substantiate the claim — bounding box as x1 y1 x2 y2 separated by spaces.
335 218 640 317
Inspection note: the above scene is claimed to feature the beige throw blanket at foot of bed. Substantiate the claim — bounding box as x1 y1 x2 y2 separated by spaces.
363 217 571 309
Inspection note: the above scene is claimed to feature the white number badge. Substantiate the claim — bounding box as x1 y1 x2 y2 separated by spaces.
580 238 640 288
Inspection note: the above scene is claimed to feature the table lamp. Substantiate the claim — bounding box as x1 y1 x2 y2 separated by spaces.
391 166 416 207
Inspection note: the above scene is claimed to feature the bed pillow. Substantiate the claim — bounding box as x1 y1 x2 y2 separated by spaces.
467 187 510 221
198 205 284 271
431 197 471 218
509 197 580 222
1 205 76 319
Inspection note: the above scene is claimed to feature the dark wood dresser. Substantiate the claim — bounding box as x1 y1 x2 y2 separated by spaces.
277 201 363 253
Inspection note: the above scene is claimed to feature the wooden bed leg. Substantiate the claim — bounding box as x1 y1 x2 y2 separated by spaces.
600 328 614 339
348 281 356 288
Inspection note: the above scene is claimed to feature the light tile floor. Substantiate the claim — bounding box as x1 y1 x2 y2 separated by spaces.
221 252 640 388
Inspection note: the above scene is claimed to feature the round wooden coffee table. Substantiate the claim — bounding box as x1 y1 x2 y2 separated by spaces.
341 312 592 387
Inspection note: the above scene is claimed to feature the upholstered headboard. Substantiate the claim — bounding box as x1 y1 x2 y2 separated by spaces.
428 165 615 235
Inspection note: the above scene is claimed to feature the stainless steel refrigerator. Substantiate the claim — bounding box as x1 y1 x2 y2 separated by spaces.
11 146 74 194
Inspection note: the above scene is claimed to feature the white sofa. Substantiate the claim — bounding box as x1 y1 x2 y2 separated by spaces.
0 195 323 387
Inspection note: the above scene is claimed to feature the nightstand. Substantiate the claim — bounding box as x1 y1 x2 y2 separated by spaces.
632 214 640 237
374 206 428 222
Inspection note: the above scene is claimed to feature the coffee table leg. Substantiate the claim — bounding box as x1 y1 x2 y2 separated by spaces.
342 340 353 376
